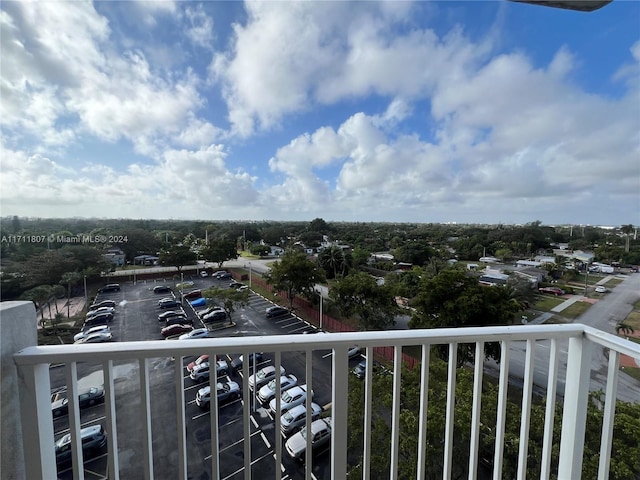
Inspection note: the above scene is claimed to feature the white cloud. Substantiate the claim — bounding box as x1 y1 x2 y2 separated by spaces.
184 5 214 48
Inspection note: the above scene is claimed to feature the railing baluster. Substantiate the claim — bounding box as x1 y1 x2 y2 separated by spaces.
362 346 373 480
274 351 283 480
541 339 559 480
139 357 153 480
469 341 484 480
305 348 314 478
103 359 120 480
443 342 457 478
331 345 349 480
209 352 220 480
242 354 252 480
390 346 402 480
517 339 536 479
493 340 510 480
416 344 431 480
597 349 620 480
65 361 84 480
558 335 594 479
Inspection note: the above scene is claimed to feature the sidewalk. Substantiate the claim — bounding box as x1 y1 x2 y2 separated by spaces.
37 297 86 328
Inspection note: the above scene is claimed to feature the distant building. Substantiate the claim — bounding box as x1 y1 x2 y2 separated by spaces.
478 271 509 286
104 248 125 266
270 246 285 256
134 255 159 266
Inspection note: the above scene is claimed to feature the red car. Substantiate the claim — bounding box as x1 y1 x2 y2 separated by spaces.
538 286 565 296
182 289 202 300
186 354 209 374
161 324 193 338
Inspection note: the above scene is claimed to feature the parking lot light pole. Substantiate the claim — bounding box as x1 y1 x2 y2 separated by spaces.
180 272 184 306
249 262 252 288
83 275 87 307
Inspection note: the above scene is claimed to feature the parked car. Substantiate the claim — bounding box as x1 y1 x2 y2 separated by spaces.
230 352 264 371
280 403 323 436
82 313 112 327
538 286 565 296
73 325 111 342
55 424 107 466
348 346 361 358
161 324 193 338
195 380 240 408
197 306 222 318
186 354 211 374
285 418 332 460
152 285 172 294
178 328 209 340
51 386 105 417
257 375 297 404
159 298 181 309
595 285 608 293
89 300 116 309
158 310 186 322
86 306 115 318
189 359 230 382
248 365 286 391
265 306 289 318
165 316 193 327
352 359 384 379
229 281 244 289
269 384 312 415
75 331 113 344
237 285 249 292
199 270 209 277
214 271 231 279
98 284 120 293
181 289 202 300
202 309 227 323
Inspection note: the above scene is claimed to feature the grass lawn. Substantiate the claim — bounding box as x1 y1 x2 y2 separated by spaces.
544 316 571 324
532 295 564 311
558 301 591 319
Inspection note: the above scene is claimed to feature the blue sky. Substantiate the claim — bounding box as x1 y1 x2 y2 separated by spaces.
1 1 638 226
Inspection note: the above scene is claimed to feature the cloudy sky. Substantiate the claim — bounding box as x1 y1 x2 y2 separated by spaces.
1 1 638 225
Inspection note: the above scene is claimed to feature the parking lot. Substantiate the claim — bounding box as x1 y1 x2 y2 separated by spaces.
49 273 364 479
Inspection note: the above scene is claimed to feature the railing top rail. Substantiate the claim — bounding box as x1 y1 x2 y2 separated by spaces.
13 324 594 365
583 325 640 360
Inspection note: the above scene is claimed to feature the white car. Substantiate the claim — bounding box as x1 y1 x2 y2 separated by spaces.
595 285 608 293
257 375 297 404
178 328 209 340
280 403 323 436
269 384 312 415
189 360 229 382
73 325 111 342
285 418 332 460
248 365 286 391
74 331 113 344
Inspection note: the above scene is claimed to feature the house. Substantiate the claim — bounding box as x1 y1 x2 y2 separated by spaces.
513 267 547 285
270 246 285 256
133 254 159 266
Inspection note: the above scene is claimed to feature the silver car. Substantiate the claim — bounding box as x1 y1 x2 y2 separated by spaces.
285 418 332 460
248 365 285 391
280 403 323 436
257 374 297 404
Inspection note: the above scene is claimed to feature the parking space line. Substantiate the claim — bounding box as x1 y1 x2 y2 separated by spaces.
260 431 271 449
213 430 263 458
280 321 302 329
55 416 105 436
288 325 310 334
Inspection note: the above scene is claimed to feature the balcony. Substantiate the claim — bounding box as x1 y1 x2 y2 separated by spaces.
3 300 640 479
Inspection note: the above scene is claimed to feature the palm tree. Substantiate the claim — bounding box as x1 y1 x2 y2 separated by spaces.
22 285 53 328
60 271 82 317
620 224 634 253
319 246 350 279
615 321 635 338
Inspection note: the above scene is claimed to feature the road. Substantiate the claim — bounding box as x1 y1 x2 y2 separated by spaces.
484 273 640 403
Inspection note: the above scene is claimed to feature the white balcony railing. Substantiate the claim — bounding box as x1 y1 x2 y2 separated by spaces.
12 323 640 480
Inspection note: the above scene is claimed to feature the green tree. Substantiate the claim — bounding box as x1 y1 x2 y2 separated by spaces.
330 271 398 330
249 244 271 257
158 244 196 273
201 238 238 267
409 269 520 364
264 252 325 310
201 286 249 323
318 245 351 279
21 285 52 326
60 272 82 318
615 321 634 337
